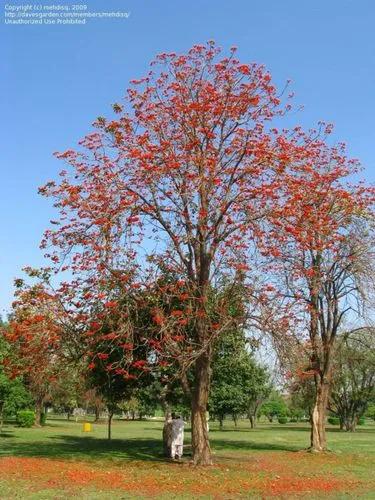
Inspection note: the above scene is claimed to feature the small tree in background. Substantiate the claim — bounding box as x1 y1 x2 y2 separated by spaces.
210 330 270 428
81 388 106 422
260 391 289 422
329 328 375 431
287 378 315 423
49 369 86 420
0 326 33 431
87 352 140 440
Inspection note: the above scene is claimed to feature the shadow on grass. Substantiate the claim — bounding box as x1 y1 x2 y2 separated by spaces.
206 426 309 434
0 431 16 438
209 425 375 434
0 433 302 462
263 425 375 434
211 438 300 452
2 423 372 463
0 434 167 462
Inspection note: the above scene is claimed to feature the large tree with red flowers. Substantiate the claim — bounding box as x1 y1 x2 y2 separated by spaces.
37 41 373 463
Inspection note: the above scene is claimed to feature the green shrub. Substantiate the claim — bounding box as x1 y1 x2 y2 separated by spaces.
290 417 298 423
16 410 35 428
40 412 47 425
278 416 288 424
357 417 365 425
328 416 340 425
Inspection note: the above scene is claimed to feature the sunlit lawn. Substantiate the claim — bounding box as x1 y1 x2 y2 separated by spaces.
0 418 374 498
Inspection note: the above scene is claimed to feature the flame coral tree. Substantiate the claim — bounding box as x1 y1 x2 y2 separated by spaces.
39 42 308 464
261 132 374 452
5 280 71 426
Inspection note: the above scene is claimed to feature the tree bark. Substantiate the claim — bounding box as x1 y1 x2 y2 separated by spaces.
0 403 4 434
249 415 255 429
162 412 172 458
310 378 329 451
35 400 43 427
162 402 172 457
345 414 357 432
219 416 223 430
94 406 100 422
191 351 212 465
339 417 344 430
108 412 114 440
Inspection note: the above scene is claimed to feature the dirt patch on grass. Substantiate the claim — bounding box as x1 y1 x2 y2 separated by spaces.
0 454 366 498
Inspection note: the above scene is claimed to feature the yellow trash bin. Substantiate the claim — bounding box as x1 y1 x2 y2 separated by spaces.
83 422 92 432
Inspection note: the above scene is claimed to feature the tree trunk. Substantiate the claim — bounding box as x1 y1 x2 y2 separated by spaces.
219 416 223 430
233 415 238 427
162 411 172 458
35 401 43 427
161 397 172 456
191 351 212 465
108 412 113 440
0 403 4 434
339 417 344 430
345 414 357 432
249 415 255 429
310 378 329 451
94 406 100 422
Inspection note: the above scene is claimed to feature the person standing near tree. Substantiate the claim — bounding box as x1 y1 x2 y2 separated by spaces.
170 414 185 460
163 412 173 457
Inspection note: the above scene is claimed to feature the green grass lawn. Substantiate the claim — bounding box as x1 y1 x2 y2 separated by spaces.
0 418 374 498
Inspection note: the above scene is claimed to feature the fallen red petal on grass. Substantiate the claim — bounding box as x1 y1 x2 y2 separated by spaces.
0 455 364 498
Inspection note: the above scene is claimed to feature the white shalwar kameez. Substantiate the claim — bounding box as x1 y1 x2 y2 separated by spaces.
170 417 185 459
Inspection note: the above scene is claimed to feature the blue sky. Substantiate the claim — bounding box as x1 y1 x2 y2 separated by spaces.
1 0 374 316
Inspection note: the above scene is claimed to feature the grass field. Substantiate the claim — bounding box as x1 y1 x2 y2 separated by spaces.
0 418 374 498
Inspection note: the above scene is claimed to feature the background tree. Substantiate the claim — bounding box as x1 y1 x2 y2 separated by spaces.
210 381 245 429
5 281 73 426
329 328 375 431
136 386 162 420
120 396 140 420
287 377 315 423
0 332 32 432
210 330 270 428
81 388 106 422
87 355 138 440
261 139 374 450
365 404 375 421
245 361 271 429
260 391 289 422
49 368 86 420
